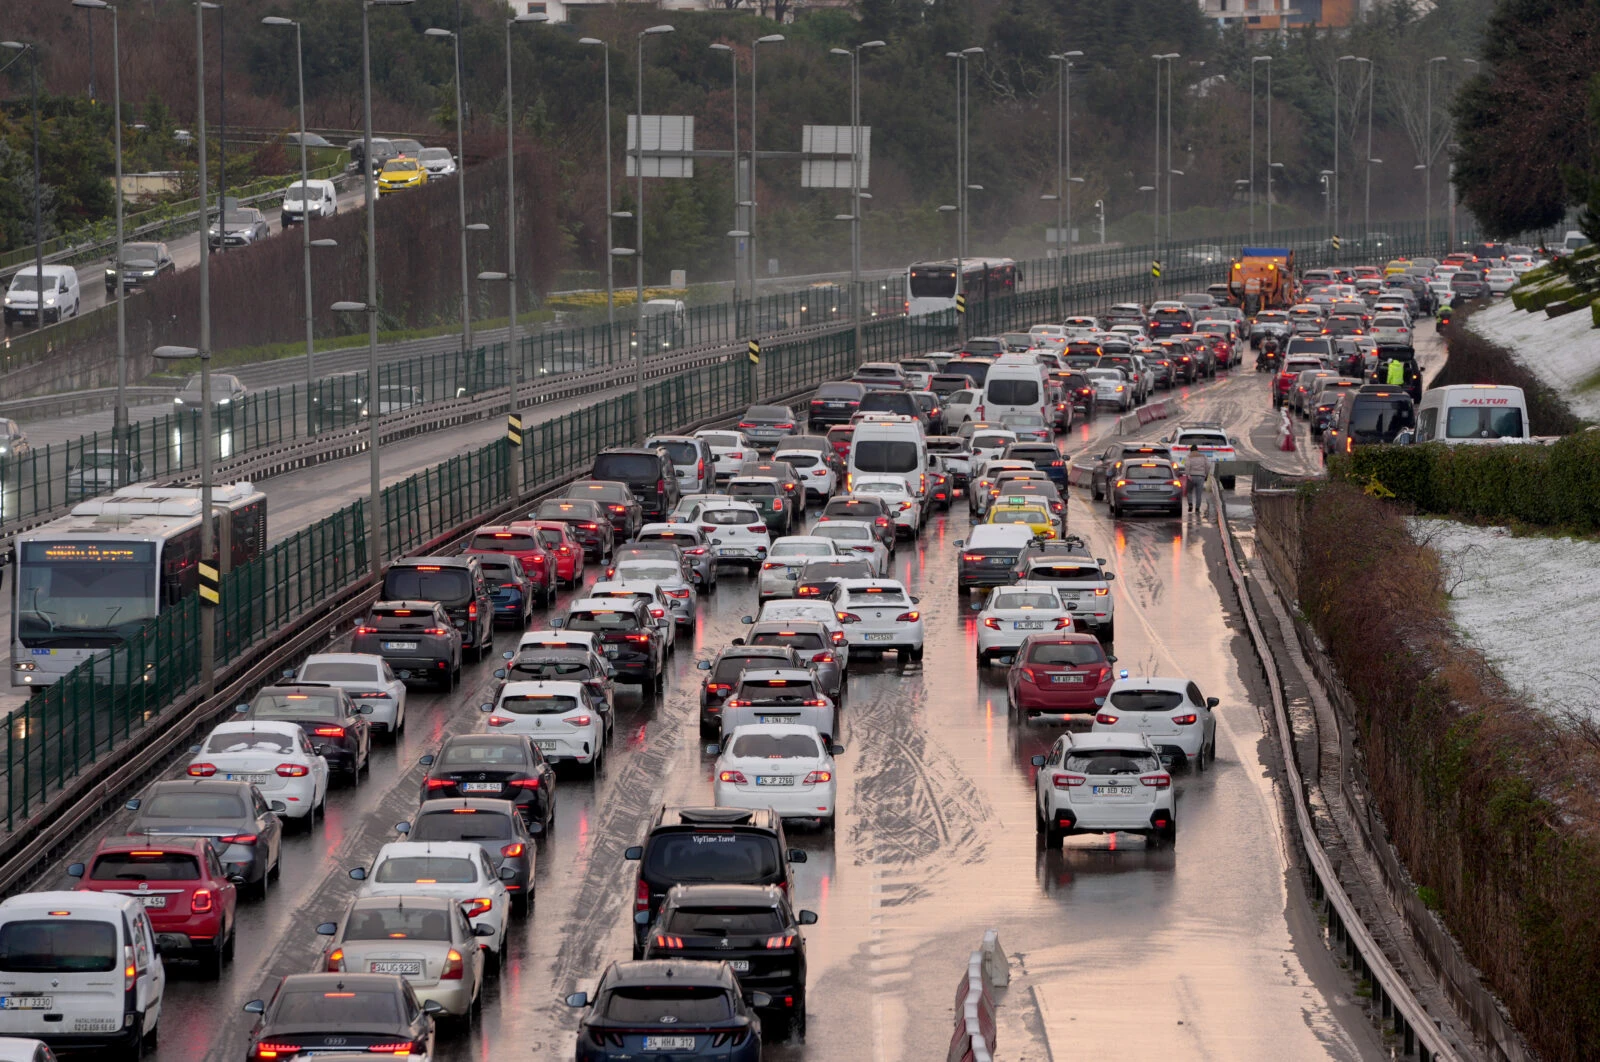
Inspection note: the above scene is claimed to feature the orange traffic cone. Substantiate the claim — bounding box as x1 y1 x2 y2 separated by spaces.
1279 409 1297 452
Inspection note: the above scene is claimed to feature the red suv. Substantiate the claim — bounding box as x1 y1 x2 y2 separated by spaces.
1006 633 1116 721
528 519 586 587
466 524 555 606
67 838 239 977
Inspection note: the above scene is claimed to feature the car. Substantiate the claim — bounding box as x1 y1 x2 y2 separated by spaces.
606 540 695 587
758 535 841 602
719 666 836 742
473 552 538 628
633 523 717 591
968 427 1019 468
696 645 801 736
125 779 283 899
565 960 765 1061
808 381 867 429
394 799 537 911
693 428 756 482
530 497 615 561
104 241 175 293
1086 367 1133 411
643 434 716 495
185 718 330 827
313 896 487 1020
726 475 793 536
482 680 607 777
1006 632 1116 720
804 522 887 575
559 596 667 693
295 652 409 738
562 479 646 541
1018 546 1117 642
1368 313 1413 347
736 459 807 519
65 838 238 977
851 361 909 389
832 578 923 661
1108 458 1184 518
1289 370 1339 416
497 641 617 729
243 973 440 1059
611 556 700 632
207 207 269 247
1095 353 1149 401
710 722 842 830
174 371 248 412
1449 270 1489 299
737 404 802 450
987 494 1059 539
466 524 557 609
381 555 495 662
773 446 838 499
351 600 464 691
1093 675 1219 770
376 155 427 194
850 477 921 537
942 388 983 427
623 806 806 958
1087 443 1171 502
975 583 1075 665
530 519 588 587
696 500 771 571
750 598 853 666
417 145 457 179
816 494 895 553
237 683 372 783
1000 410 1053 443
1031 732 1175 847
735 619 844 701
968 458 1033 518
1484 268 1517 295
417 733 557 834
924 435 973 490
1003 442 1067 486
952 523 1032 595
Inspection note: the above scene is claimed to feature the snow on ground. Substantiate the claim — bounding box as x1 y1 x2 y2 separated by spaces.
1414 516 1600 724
1467 297 1600 421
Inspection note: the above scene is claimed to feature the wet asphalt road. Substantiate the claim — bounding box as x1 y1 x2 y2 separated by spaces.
34 356 1389 1062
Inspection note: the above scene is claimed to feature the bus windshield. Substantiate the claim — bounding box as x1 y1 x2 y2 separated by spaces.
15 541 158 646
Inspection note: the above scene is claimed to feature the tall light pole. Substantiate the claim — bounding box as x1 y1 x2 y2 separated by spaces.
1155 53 1179 242
631 24 675 440
710 42 738 318
1250 55 1270 243
1264 57 1276 241
1366 159 1381 245
579 38 616 341
1048 51 1083 319
424 26 474 363
947 47 982 342
199 3 227 252
1334 54 1361 240
1451 59 1479 250
747 33 784 306
830 40 885 353
1424 55 1447 253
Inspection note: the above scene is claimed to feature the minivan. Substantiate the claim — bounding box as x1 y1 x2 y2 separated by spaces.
3 266 80 327
0 891 165 1056
1323 386 1416 456
980 359 1051 425
1413 384 1530 445
280 179 338 225
381 556 495 660
847 415 927 499
643 435 715 495
590 447 680 522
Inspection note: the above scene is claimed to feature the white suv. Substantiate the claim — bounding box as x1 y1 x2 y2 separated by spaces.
483 680 607 776
832 579 923 661
1031 732 1175 847
851 478 922 537
1019 549 1117 642
1092 676 1218 770
759 536 842 602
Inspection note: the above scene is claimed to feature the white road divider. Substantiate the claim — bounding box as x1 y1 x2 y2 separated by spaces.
950 930 1008 1062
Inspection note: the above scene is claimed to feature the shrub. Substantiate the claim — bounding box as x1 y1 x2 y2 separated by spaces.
1433 319 1586 436
1592 300 1600 328
1548 295 1592 318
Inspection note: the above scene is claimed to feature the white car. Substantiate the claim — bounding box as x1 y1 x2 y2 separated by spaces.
0 1039 54 1062
1056 318 1097 338
418 146 457 178
670 492 730 522
774 447 838 499
698 501 771 571
720 667 837 741
851 478 922 537
586 581 675 652
1091 675 1219 770
482 680 605 776
294 652 408 737
611 558 700 632
712 723 841 826
1484 268 1516 295
515 629 601 656
1032 732 1175 847
975 583 1075 665
1506 254 1536 275
943 389 982 427
350 841 513 968
832 578 923 661
693 429 756 483
187 719 329 824
805 519 888 574
754 599 851 668
759 536 842 602
1369 314 1414 347
1087 367 1133 411
1107 324 1147 343
968 428 1019 466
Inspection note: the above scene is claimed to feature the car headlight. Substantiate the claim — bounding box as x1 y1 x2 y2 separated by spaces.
106 269 117 277
218 397 230 405
2 297 10 305
43 296 55 306
174 398 185 405
140 270 156 277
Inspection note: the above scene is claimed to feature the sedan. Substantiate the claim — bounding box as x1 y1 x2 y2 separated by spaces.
239 683 373 782
566 961 763 1062
395 800 537 912
801 525 886 576
832 579 923 661
377 156 427 195
418 734 557 832
482 680 606 778
1092 675 1219 770
315 896 489 1019
244 973 441 1059
975 584 1074 665
736 404 802 449
774 446 838 500
759 536 841 602
850 478 921 538
712 724 841 828
125 779 282 899
295 652 408 738
634 523 718 591
1006 632 1117 721
1485 268 1517 295
175 372 248 412
530 498 615 561
350 842 515 969
186 719 329 827
562 479 645 541
1108 460 1184 518
1086 368 1133 411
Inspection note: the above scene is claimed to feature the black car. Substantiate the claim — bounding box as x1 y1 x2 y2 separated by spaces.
808 381 865 429
418 734 556 833
624 806 806 958
696 645 802 736
560 597 667 694
397 798 538 911
642 884 817 1039
125 780 283 898
105 240 175 293
381 556 495 662
351 600 464 689
244 972 440 1059
566 960 764 1061
793 557 875 602
239 684 372 782
1002 442 1067 486
562 479 646 541
1450 270 1489 300
532 497 616 561
591 447 680 522
855 389 927 430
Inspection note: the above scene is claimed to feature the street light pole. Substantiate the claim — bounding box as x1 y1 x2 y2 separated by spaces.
424 27 473 363
1365 60 1377 246
634 25 675 440
830 41 884 354
1425 55 1447 253
198 3 227 251
1265 57 1274 241
710 43 738 319
747 33 784 309
196 0 217 688
1250 56 1269 244
580 39 616 342
262 16 320 415
501 13 546 492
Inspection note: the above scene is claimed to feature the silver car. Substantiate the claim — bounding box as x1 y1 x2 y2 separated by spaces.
315 894 489 1018
611 557 700 635
634 522 718 592
738 619 844 704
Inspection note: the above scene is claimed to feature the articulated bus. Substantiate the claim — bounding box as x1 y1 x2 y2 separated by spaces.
12 483 267 689
906 257 1019 324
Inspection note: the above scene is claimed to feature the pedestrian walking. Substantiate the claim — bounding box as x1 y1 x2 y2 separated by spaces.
1183 446 1210 514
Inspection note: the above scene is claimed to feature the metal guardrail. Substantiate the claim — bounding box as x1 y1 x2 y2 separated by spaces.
0 386 175 423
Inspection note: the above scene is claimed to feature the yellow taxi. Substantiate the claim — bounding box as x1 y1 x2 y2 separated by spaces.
1383 258 1412 276
377 156 426 196
987 496 1057 539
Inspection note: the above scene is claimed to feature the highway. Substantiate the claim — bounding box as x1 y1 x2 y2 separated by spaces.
17 340 1444 1061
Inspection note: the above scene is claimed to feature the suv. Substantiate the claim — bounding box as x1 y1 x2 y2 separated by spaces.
566 960 764 1061
1031 733 1175 847
850 362 908 389
589 448 679 523
809 381 866 428
1018 542 1117 642
382 556 494 661
352 600 464 689
623 806 807 958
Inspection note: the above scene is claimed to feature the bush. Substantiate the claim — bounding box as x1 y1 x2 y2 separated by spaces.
1592 300 1600 328
1432 317 1587 436
1548 294 1593 317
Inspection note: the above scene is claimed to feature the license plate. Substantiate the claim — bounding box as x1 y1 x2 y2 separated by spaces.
1093 785 1134 795
719 547 752 557
644 1038 697 1051
535 741 558 752
226 773 273 785
1134 485 1165 492
984 557 1012 567
384 642 417 651
1014 621 1043 630
824 401 845 409
756 776 795 786
139 895 168 909
460 782 500 793
756 714 795 724
603 646 620 657
729 960 751 973
1 997 51 1010
16 310 35 317
1051 674 1086 684
370 960 423 976
864 633 894 641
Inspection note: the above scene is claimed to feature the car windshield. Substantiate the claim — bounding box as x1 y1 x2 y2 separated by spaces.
749 630 825 651
643 833 782 883
592 454 661 481
665 906 787 935
373 856 476 884
701 508 757 526
566 609 640 631
1125 464 1174 481
344 905 455 941
138 791 248 819
1109 689 1186 711
411 811 514 844
419 148 452 162
699 432 741 448
729 481 778 499
253 693 344 718
1349 398 1415 435
1066 750 1162 774
471 533 538 551
0 921 117 973
122 243 161 265
615 564 681 582
1025 641 1104 665
90 851 201 881
382 568 471 603
737 678 819 701
383 159 421 172
771 542 833 558
204 731 296 754
301 662 381 683
497 693 581 715
605 986 733 1023
273 989 402 1026
1445 406 1524 439
990 591 1059 610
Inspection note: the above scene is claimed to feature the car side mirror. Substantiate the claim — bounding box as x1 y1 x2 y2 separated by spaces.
469 923 496 938
235 703 250 714
1031 754 1047 767
788 848 808 863
419 754 435 766
634 910 652 926
243 1000 266 1015
423 999 445 1016
395 822 411 835
624 846 643 861
499 866 518 881
910 596 920 605
787 571 799 580
1206 696 1220 708
749 992 773 1009
1105 654 1117 664
740 615 754 625
282 669 295 679
551 618 564 628
493 669 506 679
1104 573 1116 581
565 992 591 1009
953 539 965 548
479 703 494 713
1096 557 1107 566
730 637 745 647
189 744 202 755
696 660 712 671
798 909 819 925
125 798 141 811
502 650 514 661
712 538 723 545
66 862 85 878
348 867 367 881
604 663 618 677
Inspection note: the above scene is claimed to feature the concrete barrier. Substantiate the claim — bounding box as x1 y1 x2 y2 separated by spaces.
981 929 1010 987
950 930 1007 1062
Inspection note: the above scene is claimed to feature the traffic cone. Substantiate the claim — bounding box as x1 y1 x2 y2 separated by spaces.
1279 409 1297 452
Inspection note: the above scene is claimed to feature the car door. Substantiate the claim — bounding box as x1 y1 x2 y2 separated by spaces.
453 904 485 989
250 786 283 868
1186 680 1217 747
341 693 371 764
204 842 239 924
299 729 330 797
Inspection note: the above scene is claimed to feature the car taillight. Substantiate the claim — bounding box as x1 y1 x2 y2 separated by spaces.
764 934 798 948
313 726 346 737
836 611 861 624
190 888 215 913
468 602 478 619
440 948 465 980
355 626 378 635
747 524 767 532
1054 618 1073 629
625 633 652 644
875 516 889 527
568 714 593 726
425 778 455 789
649 608 666 618
738 422 756 429
982 617 1001 630
256 1041 303 1060
832 631 847 644
726 699 751 708
635 878 651 914
509 777 542 789
683 547 707 556
802 771 831 784
487 715 513 727
706 683 732 693
500 582 520 590
1094 712 1119 725
663 588 690 598
718 770 748 784
772 499 785 511
1052 773 1086 788
1141 773 1172 789
961 553 982 562
187 763 217 777
423 627 450 635
1171 713 1198 725
276 763 310 777
655 934 686 949
811 652 834 663
581 522 598 529
761 562 783 570
463 897 493 919
1094 587 1110 596
218 834 257 845
610 504 627 513
775 423 793 430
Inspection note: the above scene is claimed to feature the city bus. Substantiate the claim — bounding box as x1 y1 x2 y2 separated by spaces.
11 483 267 689
906 257 1019 324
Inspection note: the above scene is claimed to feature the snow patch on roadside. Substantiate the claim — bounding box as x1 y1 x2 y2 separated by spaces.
1467 298 1600 421
1413 516 1600 723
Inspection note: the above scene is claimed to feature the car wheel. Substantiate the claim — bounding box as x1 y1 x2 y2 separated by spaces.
1101 621 1115 644
588 746 603 779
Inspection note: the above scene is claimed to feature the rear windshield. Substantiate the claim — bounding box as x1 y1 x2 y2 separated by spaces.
1445 406 1523 439
728 732 823 759
699 432 741 448
665 907 786 935
771 541 834 559
383 567 471 604
701 508 758 525
823 501 881 518
858 393 916 414
606 986 732 1023
1028 564 1102 581
139 792 247 819
509 652 594 680
301 662 380 683
204 731 296 754
942 361 991 386
274 990 402 1026
0 920 117 973
471 533 537 551
987 379 1040 405
438 740 529 767
972 434 1012 450
1109 689 1185 711
652 441 699 463
591 454 661 482
844 588 909 606
991 591 1060 610
373 856 477 884
852 441 918 474
815 383 862 399
737 678 819 700
615 563 683 582
566 610 641 631
1066 749 1161 774
1024 641 1105 665
776 453 819 469
535 501 597 520
1007 447 1057 464
1125 464 1174 481
644 832 783 883
344 906 455 941
729 481 778 498
253 693 343 717
744 406 790 422
800 560 872 577
91 851 201 881
373 610 436 629
497 693 581 715
411 811 514 843
537 528 567 547
713 653 789 683
1349 397 1415 435
750 631 826 651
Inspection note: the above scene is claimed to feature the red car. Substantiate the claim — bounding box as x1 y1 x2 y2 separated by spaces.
1006 633 1116 721
529 519 586 587
466 523 555 605
825 425 855 464
66 837 238 977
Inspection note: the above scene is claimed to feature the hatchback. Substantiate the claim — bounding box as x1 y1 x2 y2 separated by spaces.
560 597 667 693
737 620 844 703
465 525 555 608
418 734 556 833
698 501 772 571
696 646 801 736
483 680 607 777
736 405 802 450
1092 676 1218 769
759 536 841 603
396 799 538 911
314 896 489 1019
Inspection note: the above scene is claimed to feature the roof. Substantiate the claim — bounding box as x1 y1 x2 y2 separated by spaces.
208 719 307 738
518 630 598 650
303 652 384 666
569 597 645 612
500 679 588 698
662 882 789 908
347 893 459 912
1108 675 1188 691
965 524 1036 548
836 578 909 592
603 959 735 989
0 890 144 913
371 600 443 612
375 840 485 862
1067 732 1160 752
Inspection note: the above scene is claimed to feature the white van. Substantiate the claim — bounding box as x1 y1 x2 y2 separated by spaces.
640 298 687 350
1414 385 1530 444
280 178 338 226
978 356 1050 425
3 266 80 327
848 415 927 500
0 892 164 1056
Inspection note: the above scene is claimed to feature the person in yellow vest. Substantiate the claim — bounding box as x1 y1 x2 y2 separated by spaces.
1385 356 1406 386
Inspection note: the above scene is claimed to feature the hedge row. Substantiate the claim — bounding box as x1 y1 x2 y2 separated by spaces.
1292 483 1600 1062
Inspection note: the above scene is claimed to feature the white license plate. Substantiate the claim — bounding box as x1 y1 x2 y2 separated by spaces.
729 960 751 972
644 1037 697 1051
535 741 558 752
370 960 423 976
864 633 894 641
460 782 500 793
1093 785 1134 795
384 642 418 651
756 776 795 786
602 646 620 657
1014 621 1043 630
226 773 273 785
719 547 752 557
1051 674 1086 684
756 714 795 724
1134 485 1166 492
139 895 168 909
1 997 51 1010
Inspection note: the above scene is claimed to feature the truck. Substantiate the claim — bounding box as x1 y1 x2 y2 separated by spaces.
1226 247 1297 315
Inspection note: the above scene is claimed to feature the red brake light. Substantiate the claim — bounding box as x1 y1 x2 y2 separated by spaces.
811 652 834 663
218 834 257 845
625 633 652 644
655 934 686 949
1052 773 1086 789
501 842 526 858
982 617 1001 630
1171 713 1198 725
509 777 542 790
190 888 215 913
1094 712 1119 725
468 602 478 619
255 1042 303 1060
836 612 861 624
802 771 831 784
187 763 217 777
313 726 345 738
718 770 748 784
425 778 455 789
355 626 378 635
440 949 465 981
276 763 309 778
487 715 513 727
635 878 650 913
1141 773 1172 789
